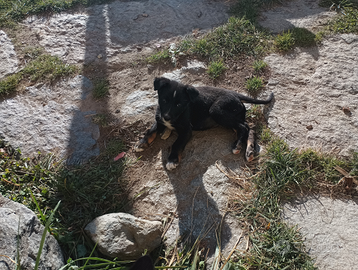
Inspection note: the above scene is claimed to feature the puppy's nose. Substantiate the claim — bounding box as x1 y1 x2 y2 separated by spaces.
163 114 171 121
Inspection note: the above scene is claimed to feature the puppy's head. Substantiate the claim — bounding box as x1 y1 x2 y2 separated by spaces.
154 77 199 122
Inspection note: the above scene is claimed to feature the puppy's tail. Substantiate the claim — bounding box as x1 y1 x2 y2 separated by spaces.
239 92 274 104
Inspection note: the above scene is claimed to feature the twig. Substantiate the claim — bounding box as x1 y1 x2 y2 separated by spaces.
0 255 17 265
335 166 358 185
1 178 20 186
218 232 244 270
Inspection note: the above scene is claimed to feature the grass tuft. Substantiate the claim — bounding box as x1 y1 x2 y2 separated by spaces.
328 7 358 33
0 73 22 96
22 54 77 82
146 49 171 64
0 0 115 26
291 27 317 47
178 17 269 60
252 60 268 73
245 76 264 97
207 59 226 79
0 54 77 97
274 31 295 52
92 79 109 99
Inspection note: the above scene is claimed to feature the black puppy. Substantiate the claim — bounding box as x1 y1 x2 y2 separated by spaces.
135 77 273 170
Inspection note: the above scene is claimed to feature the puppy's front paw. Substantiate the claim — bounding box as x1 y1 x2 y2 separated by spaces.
134 140 149 152
232 145 242 155
166 161 179 170
161 128 172 140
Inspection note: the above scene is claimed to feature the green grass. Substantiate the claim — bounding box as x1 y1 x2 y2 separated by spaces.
274 31 295 52
146 49 171 64
207 59 226 79
178 17 269 60
0 54 77 97
319 0 358 9
0 137 129 266
252 60 268 73
0 73 22 96
328 7 358 33
231 132 358 269
245 76 264 96
22 54 77 81
92 79 109 99
291 27 317 47
0 0 114 26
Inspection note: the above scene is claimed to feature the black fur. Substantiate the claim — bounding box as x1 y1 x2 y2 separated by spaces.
135 77 274 170
130 255 154 270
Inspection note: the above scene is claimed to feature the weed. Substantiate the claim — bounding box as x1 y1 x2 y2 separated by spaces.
315 30 326 43
0 73 22 96
23 46 43 60
245 76 264 96
207 59 226 79
22 54 77 82
252 60 268 73
274 31 295 52
0 0 115 26
291 27 317 47
92 79 109 99
246 104 266 124
0 54 77 97
328 7 358 33
92 113 109 127
178 17 269 60
0 137 129 265
319 0 358 9
146 49 171 64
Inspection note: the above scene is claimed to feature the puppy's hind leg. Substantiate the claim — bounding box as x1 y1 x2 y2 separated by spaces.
232 122 250 155
134 122 165 152
245 129 255 162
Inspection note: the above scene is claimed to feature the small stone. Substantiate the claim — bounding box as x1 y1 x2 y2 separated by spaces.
306 125 313 130
97 54 103 59
342 107 352 116
142 13 149 17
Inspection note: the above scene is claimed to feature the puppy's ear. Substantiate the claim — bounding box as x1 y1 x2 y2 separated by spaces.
186 86 199 102
154 77 169 91
130 255 154 270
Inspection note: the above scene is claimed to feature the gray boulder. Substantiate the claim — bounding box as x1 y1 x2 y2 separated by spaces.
85 213 162 260
0 194 64 270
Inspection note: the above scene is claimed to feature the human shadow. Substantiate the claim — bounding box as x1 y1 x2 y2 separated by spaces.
66 0 231 163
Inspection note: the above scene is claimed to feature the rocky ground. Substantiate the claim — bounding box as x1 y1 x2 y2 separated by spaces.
1 0 358 269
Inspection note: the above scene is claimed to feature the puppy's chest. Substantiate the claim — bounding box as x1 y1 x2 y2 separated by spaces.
162 119 175 130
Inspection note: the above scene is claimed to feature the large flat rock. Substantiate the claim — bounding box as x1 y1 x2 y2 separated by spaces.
265 34 358 156
283 196 358 270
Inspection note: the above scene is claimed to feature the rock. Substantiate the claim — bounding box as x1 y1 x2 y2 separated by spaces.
258 0 335 33
0 194 64 270
0 75 100 163
282 196 358 270
84 213 162 260
0 30 18 79
265 35 358 156
24 0 229 64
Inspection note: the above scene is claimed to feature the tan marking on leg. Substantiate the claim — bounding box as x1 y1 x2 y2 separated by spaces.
161 128 172 140
147 132 157 144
